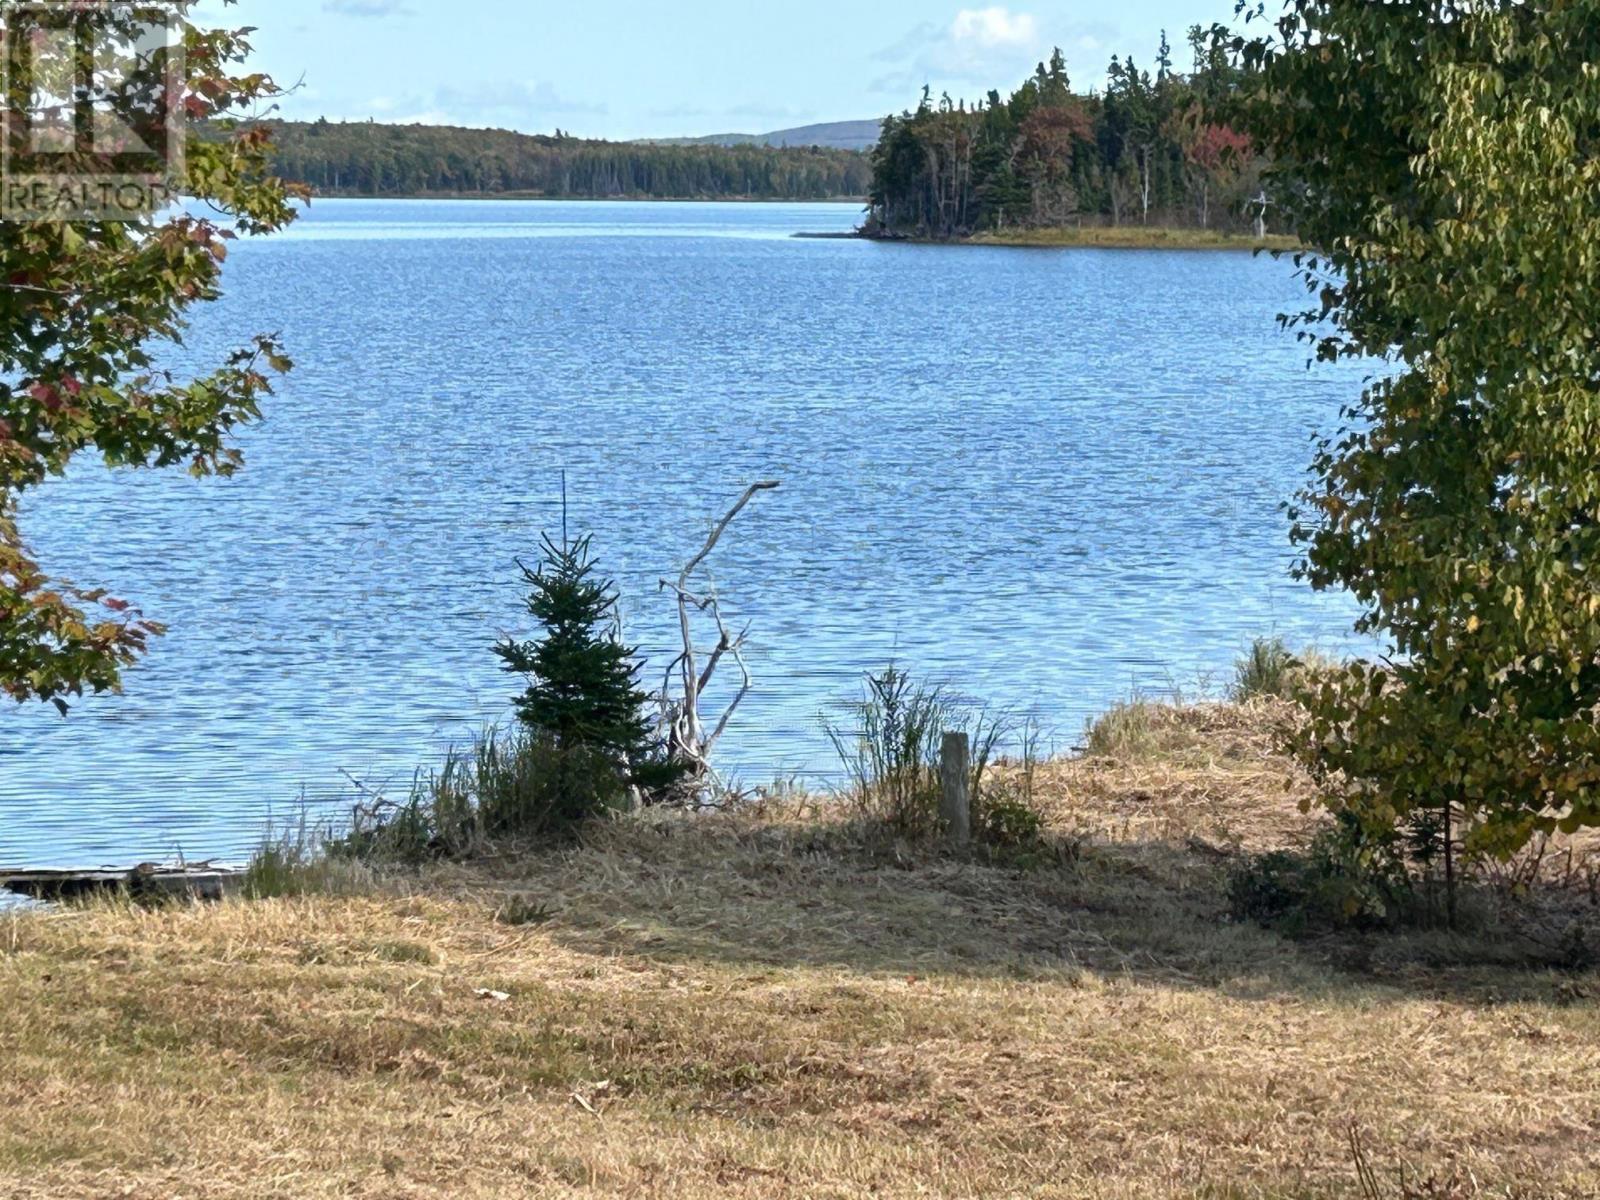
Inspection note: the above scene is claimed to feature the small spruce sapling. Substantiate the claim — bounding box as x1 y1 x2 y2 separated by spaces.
495 533 670 816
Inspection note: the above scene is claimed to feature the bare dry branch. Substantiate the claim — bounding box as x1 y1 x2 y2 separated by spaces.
655 481 779 796
704 633 754 755
677 481 780 587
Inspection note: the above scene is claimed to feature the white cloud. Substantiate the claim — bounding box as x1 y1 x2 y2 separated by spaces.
871 9 1117 97
871 8 1044 95
951 7 1038 50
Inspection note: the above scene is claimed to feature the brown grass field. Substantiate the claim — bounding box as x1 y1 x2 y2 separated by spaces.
1 702 1596 1199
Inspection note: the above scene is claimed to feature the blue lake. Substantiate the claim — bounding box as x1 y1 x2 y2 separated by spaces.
2 199 1368 867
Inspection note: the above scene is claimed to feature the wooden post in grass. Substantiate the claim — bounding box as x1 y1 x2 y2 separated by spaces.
940 732 971 848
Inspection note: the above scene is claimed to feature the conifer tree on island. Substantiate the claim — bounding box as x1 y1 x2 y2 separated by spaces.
866 36 1258 239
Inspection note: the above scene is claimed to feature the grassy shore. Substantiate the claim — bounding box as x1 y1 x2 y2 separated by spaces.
2 701 1596 1198
967 226 1302 251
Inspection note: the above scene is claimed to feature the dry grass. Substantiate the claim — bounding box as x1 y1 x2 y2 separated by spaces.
2 702 1597 1199
967 226 1303 251
1066 698 1313 851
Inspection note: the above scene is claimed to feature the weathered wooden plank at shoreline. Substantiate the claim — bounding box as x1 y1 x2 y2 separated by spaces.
0 866 244 903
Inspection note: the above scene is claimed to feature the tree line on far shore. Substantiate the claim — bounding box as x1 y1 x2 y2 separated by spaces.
265 120 873 200
867 28 1261 239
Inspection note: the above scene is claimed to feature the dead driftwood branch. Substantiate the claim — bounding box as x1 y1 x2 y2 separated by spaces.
658 481 779 793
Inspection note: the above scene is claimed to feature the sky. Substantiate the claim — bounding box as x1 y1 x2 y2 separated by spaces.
194 0 1244 141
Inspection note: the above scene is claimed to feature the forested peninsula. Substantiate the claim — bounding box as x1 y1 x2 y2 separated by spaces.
865 29 1272 244
261 28 1265 232
264 120 872 200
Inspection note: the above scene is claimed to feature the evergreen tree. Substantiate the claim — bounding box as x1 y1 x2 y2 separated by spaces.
494 533 659 792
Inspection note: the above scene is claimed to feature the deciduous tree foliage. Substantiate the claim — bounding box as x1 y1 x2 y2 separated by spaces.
1235 0 1600 858
0 2 300 711
868 33 1257 238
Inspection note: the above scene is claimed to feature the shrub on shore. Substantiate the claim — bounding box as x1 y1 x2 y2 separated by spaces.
243 724 634 882
1227 814 1596 966
1241 0 1600 923
1082 699 1165 761
1227 814 1444 934
1081 696 1267 764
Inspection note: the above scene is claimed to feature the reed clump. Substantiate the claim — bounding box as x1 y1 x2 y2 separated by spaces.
822 665 1047 854
1230 635 1335 702
336 728 633 865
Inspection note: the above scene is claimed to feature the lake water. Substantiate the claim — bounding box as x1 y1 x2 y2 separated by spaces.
2 199 1368 868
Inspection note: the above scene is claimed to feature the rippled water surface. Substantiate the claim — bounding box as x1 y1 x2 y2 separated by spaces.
3 199 1367 866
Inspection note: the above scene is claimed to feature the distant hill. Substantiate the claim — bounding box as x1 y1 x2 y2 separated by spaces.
651 119 884 152
265 120 872 200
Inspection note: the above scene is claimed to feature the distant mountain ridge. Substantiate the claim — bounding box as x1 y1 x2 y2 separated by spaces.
649 119 883 152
